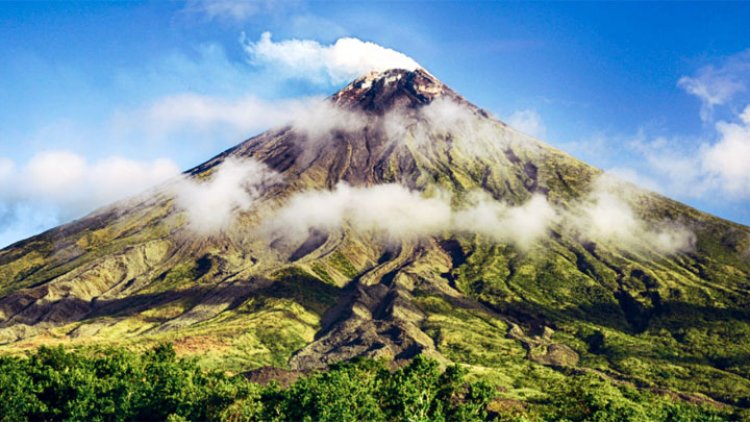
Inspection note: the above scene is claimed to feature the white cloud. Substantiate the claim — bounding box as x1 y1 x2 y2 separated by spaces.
678 49 750 122
419 97 480 134
265 172 691 256
454 193 557 249
286 97 536 164
605 167 662 194
265 183 556 249
678 75 744 122
87 157 181 202
243 32 421 85
267 183 452 242
126 93 322 137
506 109 546 138
0 151 180 247
0 151 180 211
610 50 750 205
702 105 750 196
627 133 708 198
290 100 369 142
401 98 530 158
582 191 639 241
623 106 750 200
570 175 695 254
23 151 87 201
172 157 279 234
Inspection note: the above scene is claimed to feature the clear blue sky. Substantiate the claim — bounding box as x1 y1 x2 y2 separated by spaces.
1 1 750 247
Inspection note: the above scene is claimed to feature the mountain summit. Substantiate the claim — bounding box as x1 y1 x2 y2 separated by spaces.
2 69 750 408
332 68 451 110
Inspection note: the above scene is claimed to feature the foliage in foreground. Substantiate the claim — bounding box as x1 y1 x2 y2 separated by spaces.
0 344 737 421
0 344 492 421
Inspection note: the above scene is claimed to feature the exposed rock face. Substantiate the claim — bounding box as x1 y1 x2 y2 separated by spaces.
528 344 579 367
2 68 750 405
332 68 451 111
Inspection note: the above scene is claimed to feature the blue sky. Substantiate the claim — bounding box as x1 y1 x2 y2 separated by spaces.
1 1 750 247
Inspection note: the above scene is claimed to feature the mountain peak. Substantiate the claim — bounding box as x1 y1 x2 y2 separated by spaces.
331 68 456 112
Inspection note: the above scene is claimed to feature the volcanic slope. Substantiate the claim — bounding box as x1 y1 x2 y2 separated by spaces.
1 69 750 407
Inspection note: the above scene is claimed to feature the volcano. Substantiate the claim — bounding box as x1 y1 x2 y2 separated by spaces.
2 69 750 407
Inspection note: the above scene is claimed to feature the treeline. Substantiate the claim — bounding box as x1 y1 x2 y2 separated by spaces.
0 344 737 421
0 344 492 421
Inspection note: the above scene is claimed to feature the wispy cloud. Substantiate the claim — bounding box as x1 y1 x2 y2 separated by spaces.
261 178 692 255
567 51 750 209
152 96 694 256
0 151 180 247
622 106 750 200
264 183 557 250
243 32 421 85
506 109 546 138
115 93 323 140
702 105 750 197
625 132 707 198
605 167 662 194
181 0 277 23
265 183 453 243
678 49 750 122
568 175 695 254
0 151 179 209
172 157 279 234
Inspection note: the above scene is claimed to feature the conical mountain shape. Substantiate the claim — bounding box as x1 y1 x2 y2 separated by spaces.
2 69 750 405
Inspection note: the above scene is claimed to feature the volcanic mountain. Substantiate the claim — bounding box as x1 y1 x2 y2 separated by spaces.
2 69 750 408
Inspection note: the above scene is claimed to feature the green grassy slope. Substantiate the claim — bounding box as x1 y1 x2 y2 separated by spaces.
1 69 749 415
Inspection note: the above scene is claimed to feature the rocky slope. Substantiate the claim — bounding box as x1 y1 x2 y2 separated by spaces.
1 68 749 408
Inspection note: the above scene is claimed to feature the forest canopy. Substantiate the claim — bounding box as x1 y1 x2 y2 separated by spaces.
0 344 735 421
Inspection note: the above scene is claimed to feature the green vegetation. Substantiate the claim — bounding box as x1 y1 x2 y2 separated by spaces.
0 344 736 421
265 267 341 315
439 235 750 408
0 344 493 422
327 250 359 279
